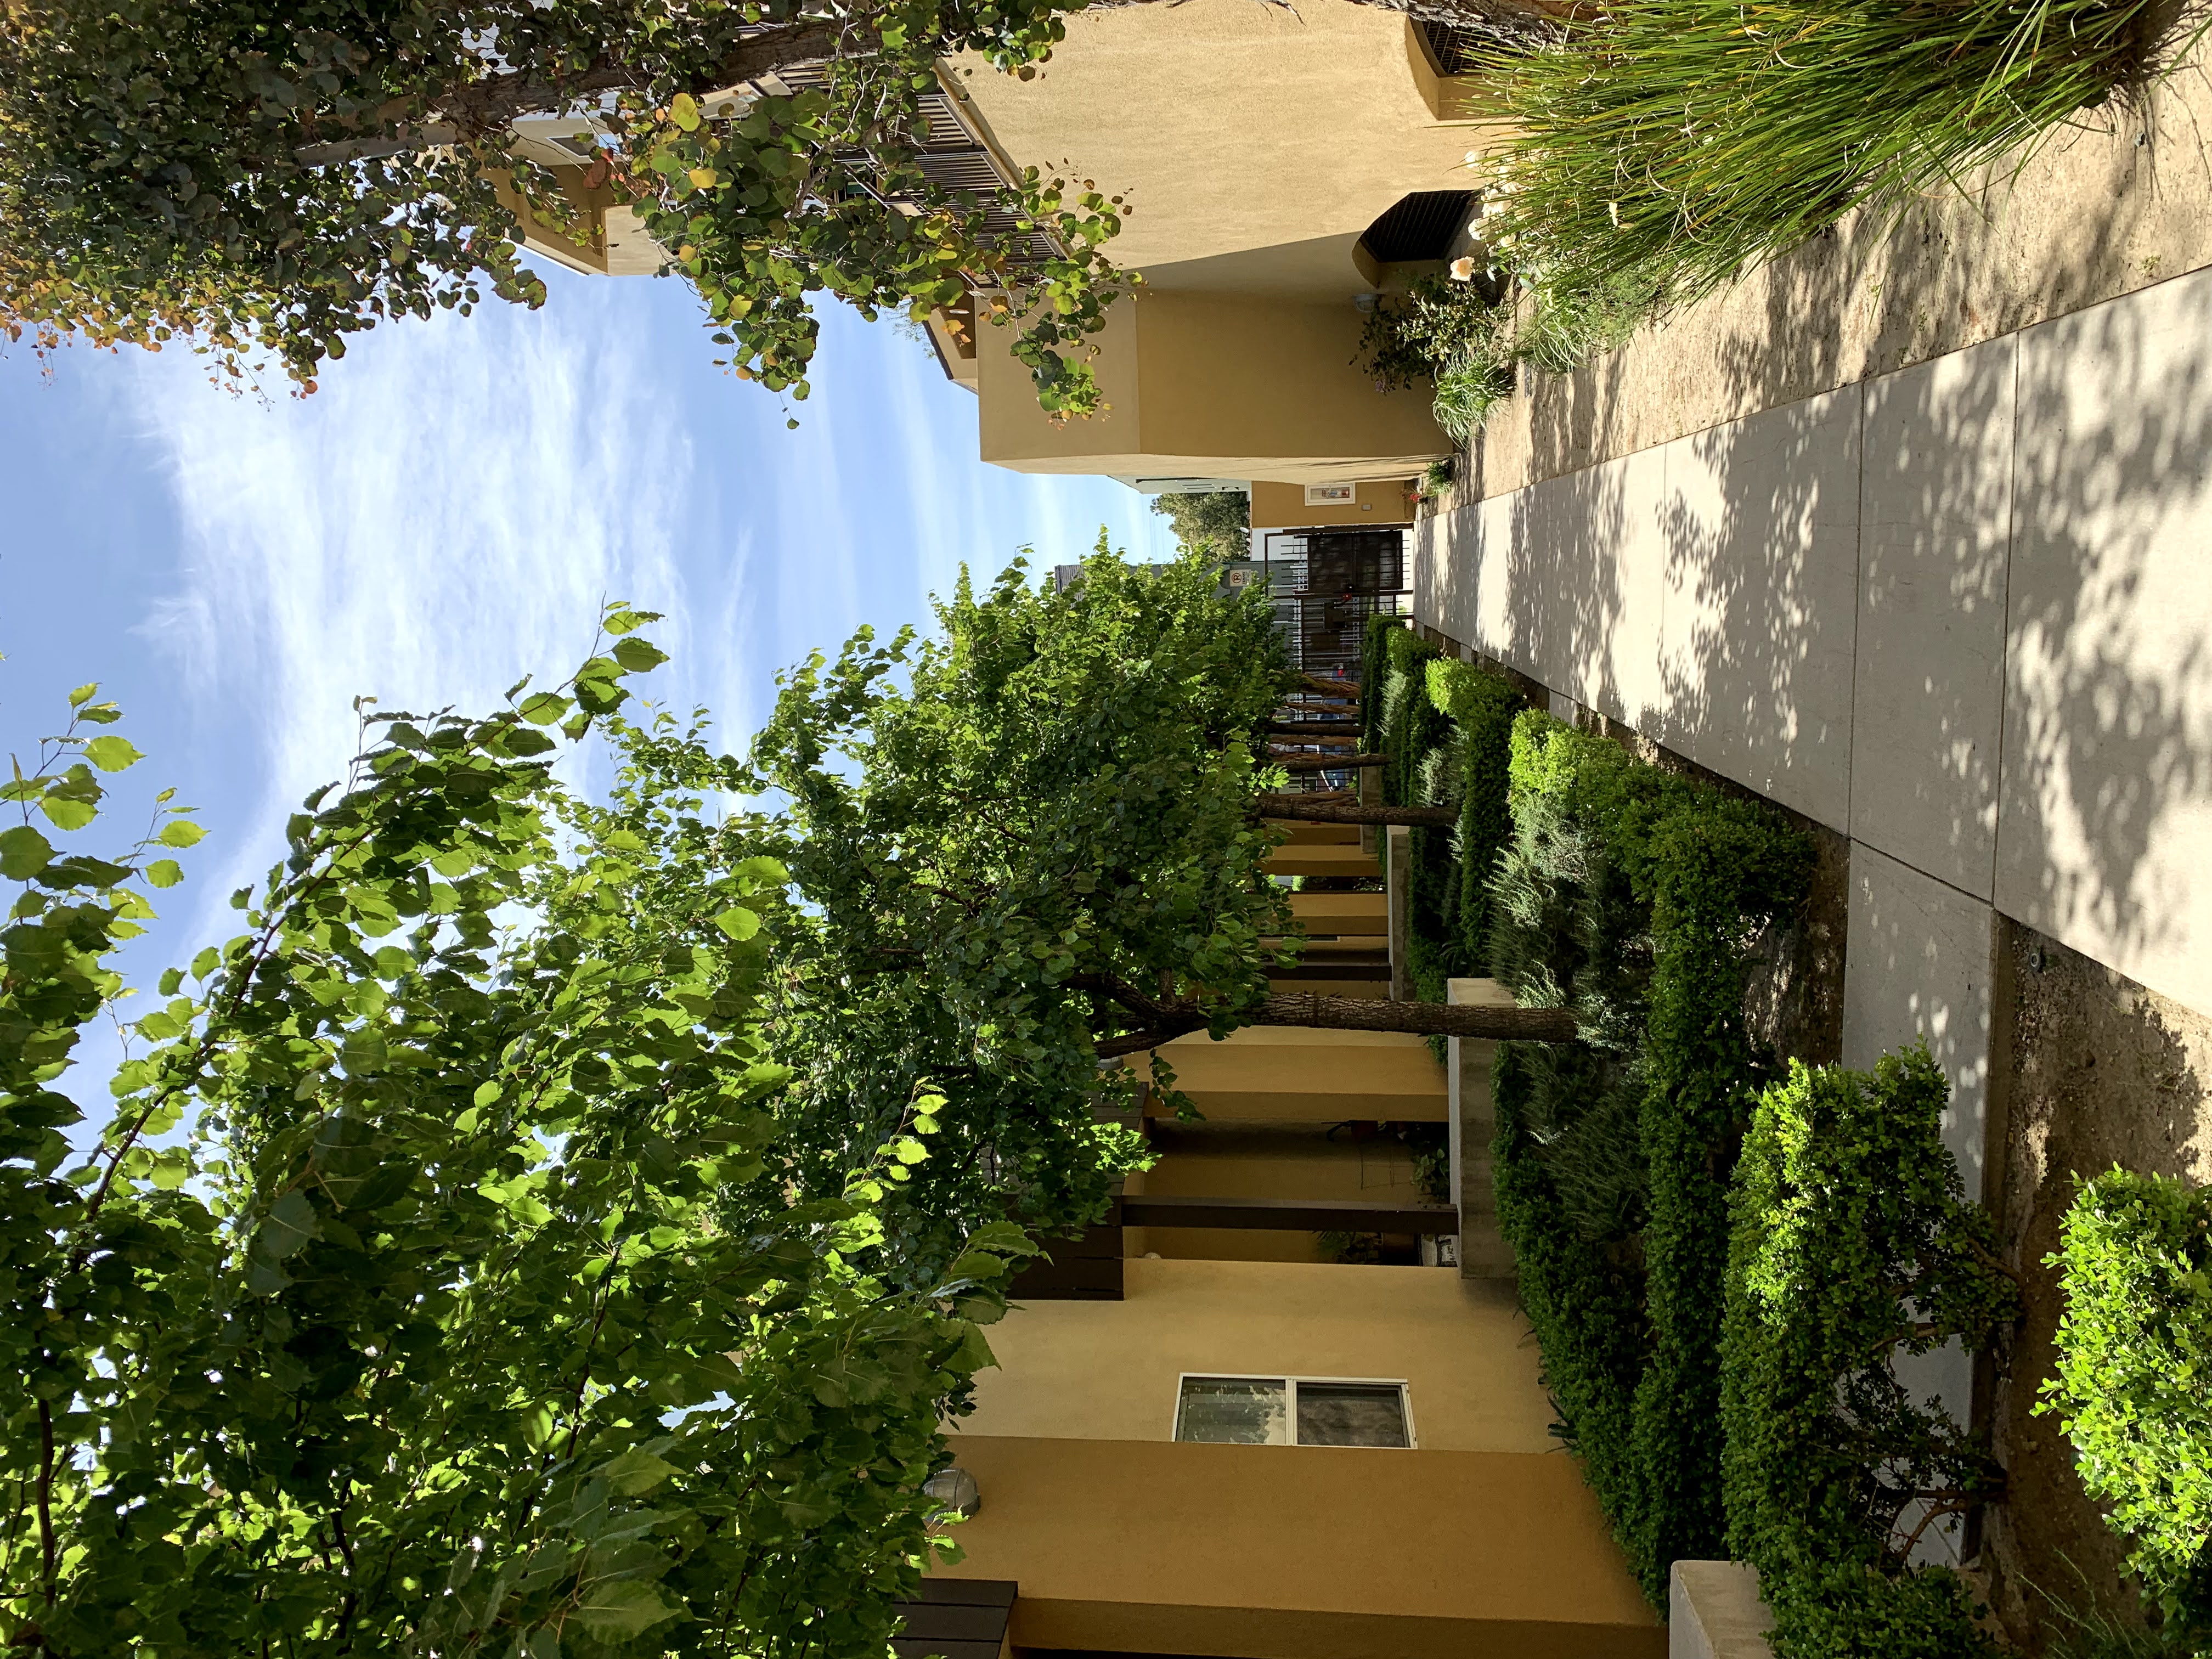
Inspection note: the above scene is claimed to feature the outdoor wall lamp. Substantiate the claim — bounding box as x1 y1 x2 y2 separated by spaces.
923 1466 981 1519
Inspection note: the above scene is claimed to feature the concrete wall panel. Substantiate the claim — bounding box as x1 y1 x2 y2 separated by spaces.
1853 339 2016 897
1998 264 2212 1017
1657 389 1862 831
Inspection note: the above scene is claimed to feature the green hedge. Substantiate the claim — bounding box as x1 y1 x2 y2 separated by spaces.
2041 1169 2212 1636
1428 658 1521 975
1489 710 1810 1604
1493 1040 1650 1548
1359 612 1399 758
1723 1050 2017 1658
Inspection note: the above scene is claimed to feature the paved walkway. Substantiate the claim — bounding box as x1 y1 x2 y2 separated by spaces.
1418 265 2212 1561
1416 263 2212 1203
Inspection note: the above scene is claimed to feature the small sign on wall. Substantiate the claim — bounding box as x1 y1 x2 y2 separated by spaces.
1304 483 1356 505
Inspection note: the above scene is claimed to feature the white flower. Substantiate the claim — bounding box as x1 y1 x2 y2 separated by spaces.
1448 256 1477 282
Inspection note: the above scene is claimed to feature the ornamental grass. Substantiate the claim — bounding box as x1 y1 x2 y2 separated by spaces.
1470 0 2195 306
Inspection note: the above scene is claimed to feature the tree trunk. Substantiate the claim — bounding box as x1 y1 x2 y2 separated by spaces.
1260 719 1359 736
1253 993 1577 1043
1076 974 1579 1056
1274 753 1385 772
1255 795 1455 827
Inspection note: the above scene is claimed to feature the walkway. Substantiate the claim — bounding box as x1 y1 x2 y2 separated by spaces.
1416 263 2212 1205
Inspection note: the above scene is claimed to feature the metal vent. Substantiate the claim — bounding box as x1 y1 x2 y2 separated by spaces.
1357 190 1475 264
1421 20 1487 74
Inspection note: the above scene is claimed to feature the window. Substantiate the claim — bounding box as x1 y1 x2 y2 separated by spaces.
1173 1375 1413 1448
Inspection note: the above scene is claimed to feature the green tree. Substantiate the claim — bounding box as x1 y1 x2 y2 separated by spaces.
1147 489 1249 556
750 548 1580 1066
0 618 1037 1658
0 0 1551 416
0 0 1137 414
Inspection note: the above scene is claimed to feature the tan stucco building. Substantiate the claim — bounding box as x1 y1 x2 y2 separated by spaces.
505 0 1488 495
890 821 1663 1659
934 0 1490 488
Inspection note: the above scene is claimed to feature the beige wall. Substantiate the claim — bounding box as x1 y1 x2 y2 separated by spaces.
1251 478 1415 530
1128 1126 1423 1262
1136 1026 1447 1122
935 1436 1662 1658
967 1255 1546 1446
952 0 1481 302
977 290 1449 486
1290 891 1391 935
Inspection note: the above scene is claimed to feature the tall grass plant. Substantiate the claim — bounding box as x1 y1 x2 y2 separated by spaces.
1471 0 2192 308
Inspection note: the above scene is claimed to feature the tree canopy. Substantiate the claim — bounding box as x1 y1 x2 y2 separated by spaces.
0 0 1560 415
0 619 1038 1658
1147 489 1250 557
0 0 1136 414
750 544 1578 1119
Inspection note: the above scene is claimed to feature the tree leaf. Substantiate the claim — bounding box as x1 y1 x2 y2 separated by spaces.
713 906 761 941
594 1448 681 1496
0 824 55 879
571 1578 682 1640
39 794 96 832
518 692 572 725
82 736 145 772
157 818 206 848
612 637 670 674
145 857 185 888
258 1189 320 1259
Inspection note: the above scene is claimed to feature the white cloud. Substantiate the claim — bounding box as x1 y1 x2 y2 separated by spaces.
129 281 692 939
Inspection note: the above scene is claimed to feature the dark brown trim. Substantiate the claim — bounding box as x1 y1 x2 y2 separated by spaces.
1119 1195 1458 1233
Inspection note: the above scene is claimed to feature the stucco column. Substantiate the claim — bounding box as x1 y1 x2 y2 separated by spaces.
1448 977 1518 1280
1668 1563 1774 1659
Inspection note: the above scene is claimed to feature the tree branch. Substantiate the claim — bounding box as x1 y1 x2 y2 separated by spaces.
1259 719 1359 736
1273 753 1385 772
1254 794 1456 826
296 21 849 164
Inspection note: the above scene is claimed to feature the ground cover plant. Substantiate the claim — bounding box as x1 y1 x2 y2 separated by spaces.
1723 1050 2019 1658
1353 262 1655 439
1468 0 2197 325
1480 710 1810 1601
2039 1169 2212 1643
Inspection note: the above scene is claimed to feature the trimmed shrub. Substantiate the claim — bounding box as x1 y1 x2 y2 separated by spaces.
2040 1170 2212 1635
1359 612 1400 758
1380 626 1446 811
1493 1041 1649 1517
1723 1049 2017 1658
1630 799 1816 1581
1488 709 1812 1603
1427 657 1522 973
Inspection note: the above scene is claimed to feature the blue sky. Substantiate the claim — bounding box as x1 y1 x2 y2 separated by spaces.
0 260 1176 1043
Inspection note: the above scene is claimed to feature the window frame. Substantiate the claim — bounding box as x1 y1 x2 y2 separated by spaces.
1170 1372 1419 1450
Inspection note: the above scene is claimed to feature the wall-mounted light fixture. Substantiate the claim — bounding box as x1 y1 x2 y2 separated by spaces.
923 1467 981 1520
